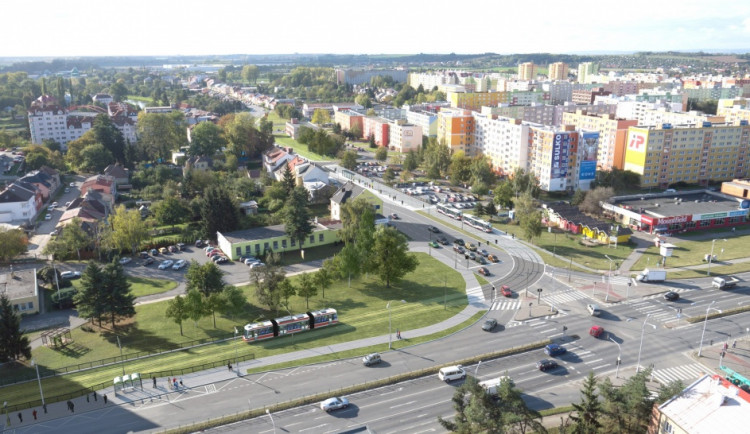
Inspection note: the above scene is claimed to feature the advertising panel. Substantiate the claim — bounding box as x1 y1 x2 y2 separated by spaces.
624 128 648 171
656 215 691 225
641 215 654 225
551 133 570 180
729 209 749 217
693 212 727 221
579 132 599 181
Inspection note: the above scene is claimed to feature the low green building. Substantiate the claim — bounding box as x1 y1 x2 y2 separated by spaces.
216 220 342 260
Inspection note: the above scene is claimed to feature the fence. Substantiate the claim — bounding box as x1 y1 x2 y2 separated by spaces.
2 350 256 413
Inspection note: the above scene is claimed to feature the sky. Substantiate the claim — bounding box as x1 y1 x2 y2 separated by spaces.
2 0 750 57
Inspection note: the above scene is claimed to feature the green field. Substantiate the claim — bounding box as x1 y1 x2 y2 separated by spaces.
1 253 468 406
630 234 750 271
273 135 334 162
70 276 178 298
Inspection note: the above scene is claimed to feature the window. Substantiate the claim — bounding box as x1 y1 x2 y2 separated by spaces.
282 239 287 248
309 235 315 244
255 244 260 254
319 233 324 242
245 245 251 253
236 247 241 256
272 240 278 250
264 242 270 251
291 239 296 246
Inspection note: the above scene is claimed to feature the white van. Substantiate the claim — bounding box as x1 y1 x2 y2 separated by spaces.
438 365 466 382
587 304 602 317
478 376 512 396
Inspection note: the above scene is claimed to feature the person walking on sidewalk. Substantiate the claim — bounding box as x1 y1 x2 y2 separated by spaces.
733 340 737 349
32 410 37 420
103 394 108 405
228 362 232 371
153 376 157 388
18 412 22 423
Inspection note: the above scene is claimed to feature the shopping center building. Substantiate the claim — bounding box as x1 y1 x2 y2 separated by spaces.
602 190 750 234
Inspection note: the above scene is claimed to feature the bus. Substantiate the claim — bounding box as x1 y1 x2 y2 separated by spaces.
463 214 493 233
437 203 462 220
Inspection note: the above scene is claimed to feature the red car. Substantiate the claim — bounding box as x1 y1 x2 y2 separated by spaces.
500 285 512 297
589 326 605 338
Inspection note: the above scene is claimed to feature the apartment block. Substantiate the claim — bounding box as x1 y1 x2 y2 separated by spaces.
562 110 638 170
717 98 750 125
408 71 458 91
405 109 439 137
548 62 569 81
472 113 529 176
528 125 599 192
449 91 508 111
334 68 407 85
572 87 611 104
363 116 390 147
518 62 537 80
623 121 750 188
437 108 475 155
602 80 639 96
388 121 423 153
334 110 364 135
683 87 742 101
577 62 599 84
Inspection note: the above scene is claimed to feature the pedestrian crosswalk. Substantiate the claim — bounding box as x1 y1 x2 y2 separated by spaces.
651 363 709 386
542 288 589 306
627 299 680 323
467 285 485 303
489 300 521 311
604 275 634 286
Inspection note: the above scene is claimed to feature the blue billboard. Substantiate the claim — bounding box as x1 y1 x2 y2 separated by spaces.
551 133 570 180
579 132 599 181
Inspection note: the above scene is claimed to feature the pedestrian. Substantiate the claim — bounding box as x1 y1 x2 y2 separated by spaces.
87 393 90 403
43 404 47 414
153 376 157 388
103 394 107 405
93 392 97 402
724 342 729 351
70 401 75 412
18 412 22 423
179 378 184 388
32 409 37 420
173 378 178 389
733 340 737 349
66 401 72 412
228 362 232 371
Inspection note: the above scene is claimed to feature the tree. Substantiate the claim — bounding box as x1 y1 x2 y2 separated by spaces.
340 150 358 170
188 121 225 157
355 94 372 108
471 180 488 197
438 376 505 433
0 228 27 261
514 191 538 218
277 278 297 312
201 186 240 241
297 272 318 309
598 369 655 434
241 65 259 84
655 380 685 405
186 261 226 297
375 146 388 162
74 262 106 326
154 197 188 228
339 197 375 244
315 262 335 299
521 211 544 243
283 186 314 252
495 376 546 433
204 292 227 328
473 202 485 218
136 112 185 162
333 242 361 287
484 201 497 219
571 189 587 206
311 108 331 125
579 187 615 216
469 156 494 186
79 143 114 173
403 151 418 172
493 180 515 209
52 219 90 260
382 167 395 184
184 288 206 327
219 286 248 320
109 81 129 102
165 295 189 336
570 372 602 433
251 263 287 313
371 226 419 288
222 112 272 158
107 205 149 254
449 151 472 185
0 293 32 363
423 138 450 179
100 261 135 328
92 114 126 164
282 165 296 194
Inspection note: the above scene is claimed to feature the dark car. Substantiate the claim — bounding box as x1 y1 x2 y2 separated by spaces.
544 344 567 357
453 245 465 254
139 251 150 259
149 248 159 256
428 225 440 233
454 238 465 246
468 252 477 261
537 359 559 371
664 291 680 301
478 267 490 276
482 318 497 331
437 236 449 245
476 256 488 265
479 249 490 257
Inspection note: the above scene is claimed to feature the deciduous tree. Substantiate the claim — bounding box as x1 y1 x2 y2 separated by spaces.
0 228 27 261
186 261 226 297
296 272 318 309
375 146 388 162
371 226 419 288
107 205 149 254
188 121 225 157
165 295 189 336
340 150 358 170
311 108 331 125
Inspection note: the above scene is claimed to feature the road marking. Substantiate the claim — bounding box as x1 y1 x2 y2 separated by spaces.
539 327 557 334
391 400 416 409
592 363 610 370
300 423 329 432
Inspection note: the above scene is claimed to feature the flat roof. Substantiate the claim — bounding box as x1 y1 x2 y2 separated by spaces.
613 192 742 218
0 269 37 300
219 222 341 244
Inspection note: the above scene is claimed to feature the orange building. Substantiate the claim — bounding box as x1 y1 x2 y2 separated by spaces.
437 108 475 155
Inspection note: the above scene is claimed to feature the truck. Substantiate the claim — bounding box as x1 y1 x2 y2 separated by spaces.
636 268 667 283
712 276 740 289
478 376 513 397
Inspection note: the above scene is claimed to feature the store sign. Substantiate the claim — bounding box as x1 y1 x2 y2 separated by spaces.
641 215 654 225
729 209 748 217
656 215 690 225
695 212 727 221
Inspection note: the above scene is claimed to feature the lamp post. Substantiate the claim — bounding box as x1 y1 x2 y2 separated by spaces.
266 409 276 433
707 239 727 276
605 255 615 302
637 313 657 373
698 301 722 357
116 335 126 377
53 261 61 309
428 228 432 256
234 327 240 377
3 401 8 428
609 337 622 378
31 359 45 407
387 300 406 349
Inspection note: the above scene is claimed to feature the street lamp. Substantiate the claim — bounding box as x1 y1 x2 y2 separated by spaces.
116 335 126 378
609 337 622 378
698 301 722 357
636 314 657 373
707 239 727 276
605 255 615 302
387 300 406 349
266 408 276 433
428 228 432 256
31 359 45 407
234 327 240 377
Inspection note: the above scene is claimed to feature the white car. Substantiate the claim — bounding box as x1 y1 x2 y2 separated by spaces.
172 259 187 270
69 182 75 187
320 397 349 412
118 257 132 265
158 260 174 270
51 202 58 208
249 262 266 270
60 271 81 280
244 258 260 265
44 213 52 220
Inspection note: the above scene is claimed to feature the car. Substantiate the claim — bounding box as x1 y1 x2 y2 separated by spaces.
487 254 499 263
544 344 567 357
429 241 440 248
143 257 155 266
482 318 497 331
320 397 349 412
664 291 680 301
118 257 132 265
453 245 465 254
479 249 490 257
172 259 187 270
211 254 227 262
64 188 70 193
158 260 174 270
468 252 477 261
537 359 559 371
44 213 52 220
362 353 381 366
64 201 72 208
159 247 168 254
437 236 449 245
589 326 605 338
245 258 261 266
427 225 440 233
587 304 602 316
205 246 216 252
176 243 185 251
466 243 477 252
150 248 159 256
51 202 58 208
500 285 512 297
390 213 399 220
478 267 490 276
168 245 177 253
476 256 488 265
69 182 75 187
60 271 81 280
50 229 59 237
249 262 266 270
208 250 223 257
195 239 205 248
454 239 465 246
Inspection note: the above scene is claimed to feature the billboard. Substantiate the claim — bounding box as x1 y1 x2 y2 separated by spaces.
579 132 599 181
551 133 570 180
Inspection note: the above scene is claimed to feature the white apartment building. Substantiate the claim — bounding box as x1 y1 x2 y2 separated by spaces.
389 122 423 153
405 109 438 137
472 113 529 176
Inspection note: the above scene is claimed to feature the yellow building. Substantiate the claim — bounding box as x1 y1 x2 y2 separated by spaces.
448 91 508 111
717 98 750 125
437 108 475 155
548 62 569 81
623 122 750 188
562 110 638 170
577 62 599 84
518 62 537 80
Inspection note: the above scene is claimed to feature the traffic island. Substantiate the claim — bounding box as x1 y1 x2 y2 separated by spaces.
513 299 558 322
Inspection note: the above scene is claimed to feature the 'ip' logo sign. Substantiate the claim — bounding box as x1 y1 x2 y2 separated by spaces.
628 134 645 151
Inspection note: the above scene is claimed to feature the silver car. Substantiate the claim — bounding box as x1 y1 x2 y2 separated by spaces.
320 397 349 412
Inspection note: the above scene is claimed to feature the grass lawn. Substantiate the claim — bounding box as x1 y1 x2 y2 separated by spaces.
2 253 467 406
274 135 334 162
475 274 489 286
70 276 178 298
630 234 750 271
275 243 343 266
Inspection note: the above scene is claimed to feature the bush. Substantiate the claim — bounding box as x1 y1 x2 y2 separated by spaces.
51 287 77 308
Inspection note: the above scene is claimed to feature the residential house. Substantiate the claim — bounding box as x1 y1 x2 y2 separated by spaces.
80 175 117 208
295 161 332 203
0 182 43 224
184 156 213 176
103 163 130 188
216 220 342 260
92 94 113 106
0 269 39 315
263 147 294 175
330 181 365 220
18 172 52 201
